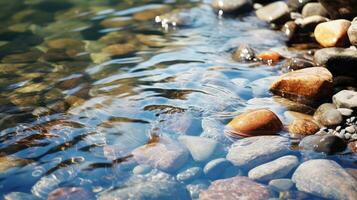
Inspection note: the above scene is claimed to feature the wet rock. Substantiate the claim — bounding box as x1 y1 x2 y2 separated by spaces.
333 90 357 109
313 135 347 154
211 0 253 14
178 135 221 162
136 34 166 48
200 118 231 145
47 187 95 200
319 0 357 20
269 179 294 192
0 156 29 173
287 0 312 12
133 164 152 175
186 180 209 200
273 97 315 114
256 1 290 24
99 32 134 45
314 20 351 47
100 17 132 28
281 21 299 42
2 50 42 63
203 158 234 180
132 136 189 172
288 119 320 138
348 17 357 45
226 109 283 137
314 103 343 127
314 47 357 76
298 134 324 151
301 3 328 18
349 140 357 153
133 5 171 21
101 43 136 57
292 159 357 200
200 176 270 200
297 15 329 32
4 192 40 200
248 155 299 182
176 167 202 183
232 44 256 61
226 136 290 169
283 57 314 71
284 111 316 123
156 7 202 27
46 38 84 49
257 51 281 63
270 67 333 103
99 171 189 200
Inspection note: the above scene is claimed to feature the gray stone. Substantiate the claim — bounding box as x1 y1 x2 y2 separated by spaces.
176 167 202 183
337 108 353 116
314 48 357 76
299 134 324 151
203 158 233 180
226 136 290 169
292 159 357 200
256 1 290 24
348 17 357 46
301 3 328 18
333 90 357 109
313 103 343 127
4 192 40 200
211 0 252 14
248 155 299 182
178 135 221 162
296 15 329 32
313 135 347 155
98 171 189 200
283 57 315 71
132 136 189 172
287 0 312 12
232 43 256 61
133 164 152 175
199 176 271 200
269 179 294 192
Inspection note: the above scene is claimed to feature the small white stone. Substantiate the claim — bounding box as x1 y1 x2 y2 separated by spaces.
352 134 357 140
340 129 346 135
345 133 351 140
337 108 353 116
336 126 342 131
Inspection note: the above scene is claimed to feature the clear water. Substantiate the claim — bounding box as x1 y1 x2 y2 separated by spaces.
0 0 355 199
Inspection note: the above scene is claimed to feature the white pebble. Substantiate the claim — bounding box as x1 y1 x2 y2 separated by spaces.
345 133 351 140
346 126 356 133
352 134 357 140
336 126 341 131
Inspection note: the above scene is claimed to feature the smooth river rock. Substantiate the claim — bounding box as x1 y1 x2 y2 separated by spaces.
313 103 343 127
226 109 283 138
203 158 238 180
256 1 290 24
288 119 320 138
314 20 351 47
314 47 357 76
132 136 189 172
211 0 252 14
292 159 357 200
313 135 347 154
333 90 357 109
248 155 299 182
348 17 357 45
301 3 328 18
199 176 271 200
226 136 290 169
269 179 294 192
178 135 221 162
270 67 333 103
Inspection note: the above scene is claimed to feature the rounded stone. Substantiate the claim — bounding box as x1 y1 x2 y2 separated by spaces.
232 44 256 61
313 103 343 127
288 119 320 138
269 179 294 192
176 167 202 183
314 20 351 48
256 1 290 24
301 3 328 18
333 90 357 109
203 158 233 180
283 57 314 71
313 135 347 154
226 109 283 137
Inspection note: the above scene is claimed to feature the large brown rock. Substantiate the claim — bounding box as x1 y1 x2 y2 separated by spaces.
314 20 351 47
199 176 271 200
226 109 283 137
270 67 333 103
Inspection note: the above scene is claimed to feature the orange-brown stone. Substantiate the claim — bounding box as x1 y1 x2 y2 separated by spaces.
226 109 283 137
270 67 333 103
288 119 320 138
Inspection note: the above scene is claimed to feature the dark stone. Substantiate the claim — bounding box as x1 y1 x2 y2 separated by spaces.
211 0 253 14
283 57 315 71
232 44 256 61
313 135 347 154
319 0 357 20
281 21 299 42
2 50 43 63
314 47 357 76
